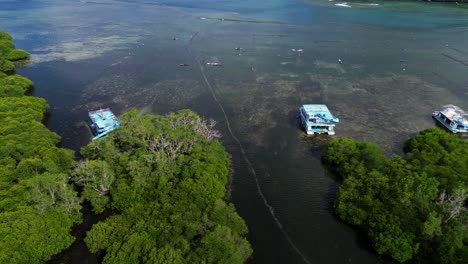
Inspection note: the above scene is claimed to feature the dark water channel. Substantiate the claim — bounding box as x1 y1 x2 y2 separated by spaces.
2 0 468 263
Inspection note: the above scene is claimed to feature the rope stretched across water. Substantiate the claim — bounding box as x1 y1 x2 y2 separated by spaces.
196 60 312 264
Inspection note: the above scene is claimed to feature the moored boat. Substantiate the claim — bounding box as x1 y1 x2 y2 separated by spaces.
432 105 468 133
88 108 121 140
299 104 339 135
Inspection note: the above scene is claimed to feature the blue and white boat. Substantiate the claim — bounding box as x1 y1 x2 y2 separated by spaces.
432 105 468 133
299 104 339 135
88 108 121 140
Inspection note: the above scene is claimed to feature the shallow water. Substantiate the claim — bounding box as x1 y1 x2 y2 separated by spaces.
2 0 468 263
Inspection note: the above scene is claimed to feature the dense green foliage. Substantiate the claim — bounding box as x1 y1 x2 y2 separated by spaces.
0 30 13 41
0 30 29 65
5 49 30 61
0 30 80 263
74 109 252 263
0 75 33 96
324 128 467 263
0 57 15 72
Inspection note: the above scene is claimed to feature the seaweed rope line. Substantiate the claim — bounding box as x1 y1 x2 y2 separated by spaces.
191 43 311 264
198 64 312 264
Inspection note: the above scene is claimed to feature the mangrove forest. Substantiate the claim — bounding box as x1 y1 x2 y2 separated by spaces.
323 128 467 263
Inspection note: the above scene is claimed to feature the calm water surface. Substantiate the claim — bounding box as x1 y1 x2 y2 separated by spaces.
2 0 468 263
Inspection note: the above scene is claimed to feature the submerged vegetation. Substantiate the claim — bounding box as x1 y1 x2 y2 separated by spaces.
0 29 251 263
323 128 467 263
0 30 81 263
73 109 252 263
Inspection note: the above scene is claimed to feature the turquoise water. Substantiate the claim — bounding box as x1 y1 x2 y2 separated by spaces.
2 0 468 263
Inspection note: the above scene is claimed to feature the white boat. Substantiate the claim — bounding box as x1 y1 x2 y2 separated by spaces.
299 104 339 135
432 105 468 133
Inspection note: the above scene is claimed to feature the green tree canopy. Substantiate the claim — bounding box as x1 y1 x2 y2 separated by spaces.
5 49 30 61
0 29 80 263
0 30 29 59
324 129 467 263
76 109 252 263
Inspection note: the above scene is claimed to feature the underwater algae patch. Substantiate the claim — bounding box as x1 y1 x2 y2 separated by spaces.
212 75 322 146
77 73 138 111
308 72 464 152
31 35 140 63
132 79 206 112
79 73 206 113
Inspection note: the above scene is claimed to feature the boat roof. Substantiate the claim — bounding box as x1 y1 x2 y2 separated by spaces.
302 104 334 117
88 108 119 129
439 105 468 125
301 104 339 123
302 104 331 113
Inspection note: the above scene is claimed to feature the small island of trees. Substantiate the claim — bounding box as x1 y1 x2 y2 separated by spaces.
73 109 253 263
0 29 252 263
323 128 467 263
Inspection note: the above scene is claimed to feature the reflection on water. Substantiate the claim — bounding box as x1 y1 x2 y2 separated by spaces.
3 0 468 263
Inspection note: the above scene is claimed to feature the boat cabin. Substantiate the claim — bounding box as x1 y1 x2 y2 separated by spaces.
299 104 339 135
